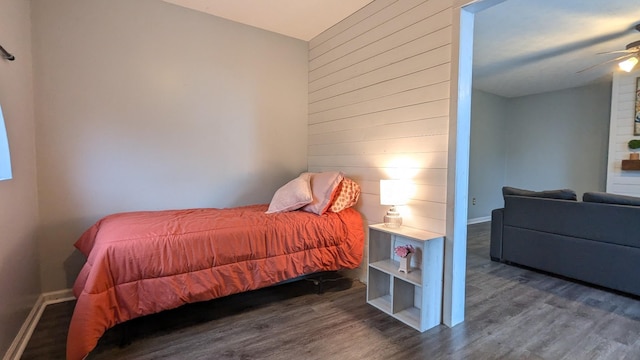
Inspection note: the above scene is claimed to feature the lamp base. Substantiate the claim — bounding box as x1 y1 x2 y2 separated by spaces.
383 207 402 228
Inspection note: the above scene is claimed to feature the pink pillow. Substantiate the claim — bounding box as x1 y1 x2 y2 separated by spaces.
266 173 313 214
329 178 361 213
301 171 344 215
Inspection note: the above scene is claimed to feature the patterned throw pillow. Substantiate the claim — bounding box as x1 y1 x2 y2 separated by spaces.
329 178 361 213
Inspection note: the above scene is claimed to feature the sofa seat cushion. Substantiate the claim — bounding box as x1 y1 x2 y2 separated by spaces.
502 226 640 296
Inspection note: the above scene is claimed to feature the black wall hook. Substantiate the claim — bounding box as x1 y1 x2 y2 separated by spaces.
0 45 15 61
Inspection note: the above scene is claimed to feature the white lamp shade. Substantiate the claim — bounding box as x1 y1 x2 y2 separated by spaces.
619 56 639 72
380 179 410 206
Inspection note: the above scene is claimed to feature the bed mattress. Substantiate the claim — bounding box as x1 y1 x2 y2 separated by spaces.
67 204 364 359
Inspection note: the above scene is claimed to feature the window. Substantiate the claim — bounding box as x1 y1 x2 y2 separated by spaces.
0 104 12 180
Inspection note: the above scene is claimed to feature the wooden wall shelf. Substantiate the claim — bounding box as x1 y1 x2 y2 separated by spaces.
622 160 640 170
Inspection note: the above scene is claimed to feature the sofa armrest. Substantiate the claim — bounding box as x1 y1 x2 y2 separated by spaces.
490 208 504 261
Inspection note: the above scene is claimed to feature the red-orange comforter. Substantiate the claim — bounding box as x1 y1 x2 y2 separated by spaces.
67 204 364 360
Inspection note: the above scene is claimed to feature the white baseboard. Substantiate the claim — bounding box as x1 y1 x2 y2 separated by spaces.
2 295 45 360
467 216 491 225
42 288 75 305
2 289 74 360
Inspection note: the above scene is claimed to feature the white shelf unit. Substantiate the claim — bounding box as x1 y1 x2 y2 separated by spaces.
367 224 444 332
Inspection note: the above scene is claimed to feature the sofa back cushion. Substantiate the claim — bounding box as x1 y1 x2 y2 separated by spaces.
583 192 640 206
503 186 577 201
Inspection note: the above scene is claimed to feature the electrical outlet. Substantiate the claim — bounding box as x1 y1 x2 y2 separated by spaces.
472 197 476 205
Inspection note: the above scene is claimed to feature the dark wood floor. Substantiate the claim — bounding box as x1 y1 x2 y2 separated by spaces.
21 223 640 359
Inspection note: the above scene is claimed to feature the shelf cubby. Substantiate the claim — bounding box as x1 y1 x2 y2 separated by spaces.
366 224 444 332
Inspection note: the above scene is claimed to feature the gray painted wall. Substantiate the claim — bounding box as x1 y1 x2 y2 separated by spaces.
32 0 309 292
469 80 612 220
505 81 611 196
468 89 507 220
0 0 41 356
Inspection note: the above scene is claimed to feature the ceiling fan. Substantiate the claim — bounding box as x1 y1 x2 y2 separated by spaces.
578 23 640 73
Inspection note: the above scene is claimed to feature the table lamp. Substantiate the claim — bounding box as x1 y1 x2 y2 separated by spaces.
380 179 409 228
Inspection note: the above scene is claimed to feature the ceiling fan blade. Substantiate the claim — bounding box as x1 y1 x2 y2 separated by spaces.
576 54 635 74
597 49 637 55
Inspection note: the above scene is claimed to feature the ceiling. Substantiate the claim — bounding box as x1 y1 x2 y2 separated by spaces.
163 0 640 98
161 0 373 41
474 0 640 97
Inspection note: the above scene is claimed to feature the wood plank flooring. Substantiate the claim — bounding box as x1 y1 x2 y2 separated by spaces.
21 222 640 359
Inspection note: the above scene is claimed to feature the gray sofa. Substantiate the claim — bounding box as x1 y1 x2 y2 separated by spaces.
490 187 640 297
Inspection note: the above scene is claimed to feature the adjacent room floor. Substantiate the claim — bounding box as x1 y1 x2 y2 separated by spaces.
21 222 640 359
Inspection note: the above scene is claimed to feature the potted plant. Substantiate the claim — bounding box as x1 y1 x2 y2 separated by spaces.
395 244 415 273
629 139 640 160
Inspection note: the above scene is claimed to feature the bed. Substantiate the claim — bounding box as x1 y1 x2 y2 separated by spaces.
66 172 364 360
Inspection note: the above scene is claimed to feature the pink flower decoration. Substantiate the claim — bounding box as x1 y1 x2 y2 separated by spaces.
394 244 415 258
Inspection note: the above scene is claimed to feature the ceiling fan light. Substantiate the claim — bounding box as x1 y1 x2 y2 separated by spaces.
619 56 639 72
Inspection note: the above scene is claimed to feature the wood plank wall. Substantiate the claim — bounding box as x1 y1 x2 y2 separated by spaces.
308 0 454 280
606 71 640 195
